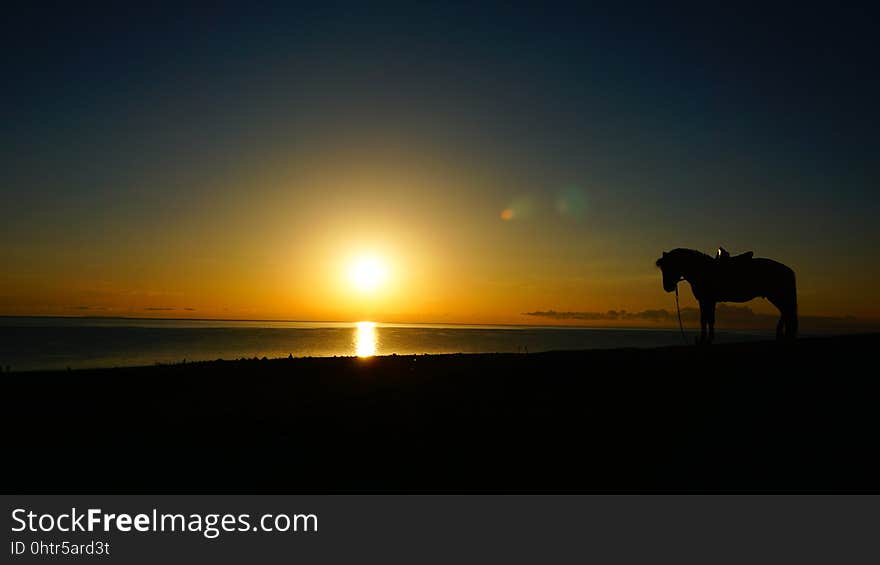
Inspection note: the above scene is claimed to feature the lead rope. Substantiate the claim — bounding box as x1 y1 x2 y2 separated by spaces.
675 284 688 345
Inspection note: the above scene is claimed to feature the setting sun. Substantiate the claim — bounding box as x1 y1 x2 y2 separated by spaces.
349 256 388 293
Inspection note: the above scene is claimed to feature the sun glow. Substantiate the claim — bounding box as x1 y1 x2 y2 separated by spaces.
349 256 388 292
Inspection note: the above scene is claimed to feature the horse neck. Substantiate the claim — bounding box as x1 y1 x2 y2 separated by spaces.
678 253 711 283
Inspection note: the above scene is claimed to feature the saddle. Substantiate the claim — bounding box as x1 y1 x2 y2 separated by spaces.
716 247 753 261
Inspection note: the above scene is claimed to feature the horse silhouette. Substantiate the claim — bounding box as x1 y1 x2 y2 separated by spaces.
656 248 798 343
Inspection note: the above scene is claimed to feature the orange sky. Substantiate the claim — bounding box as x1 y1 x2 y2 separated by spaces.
2 149 877 325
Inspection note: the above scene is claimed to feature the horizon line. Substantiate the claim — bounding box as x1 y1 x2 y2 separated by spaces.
0 313 676 330
2 313 877 332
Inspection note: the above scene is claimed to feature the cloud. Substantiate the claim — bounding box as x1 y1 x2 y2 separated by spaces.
526 304 770 323
525 308 684 321
525 305 875 331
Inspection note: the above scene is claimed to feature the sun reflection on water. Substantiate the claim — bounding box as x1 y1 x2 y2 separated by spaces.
355 321 377 357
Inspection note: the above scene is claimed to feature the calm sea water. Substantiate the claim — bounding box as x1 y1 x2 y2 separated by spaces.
0 317 774 371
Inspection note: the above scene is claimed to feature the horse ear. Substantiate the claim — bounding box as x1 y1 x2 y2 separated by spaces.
662 251 667 257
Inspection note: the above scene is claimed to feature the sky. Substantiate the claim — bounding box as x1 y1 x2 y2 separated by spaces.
2 3 878 325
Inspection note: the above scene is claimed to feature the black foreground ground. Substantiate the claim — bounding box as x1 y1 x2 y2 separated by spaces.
4 334 878 492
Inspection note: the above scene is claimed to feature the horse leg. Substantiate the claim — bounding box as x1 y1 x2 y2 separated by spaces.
698 300 715 344
786 305 798 338
781 304 798 339
699 303 708 344
772 270 799 340
705 301 716 344
769 295 795 340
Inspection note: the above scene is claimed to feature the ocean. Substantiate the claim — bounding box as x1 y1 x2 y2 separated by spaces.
0 317 775 371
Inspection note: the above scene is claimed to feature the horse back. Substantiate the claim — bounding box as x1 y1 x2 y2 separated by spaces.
751 257 795 280
712 257 796 302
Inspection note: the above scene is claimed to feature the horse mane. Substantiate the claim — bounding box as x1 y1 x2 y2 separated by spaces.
655 248 713 267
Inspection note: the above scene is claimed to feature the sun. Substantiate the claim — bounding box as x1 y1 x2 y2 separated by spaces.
349 256 387 292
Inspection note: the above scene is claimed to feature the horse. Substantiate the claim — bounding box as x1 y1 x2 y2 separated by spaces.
655 248 798 343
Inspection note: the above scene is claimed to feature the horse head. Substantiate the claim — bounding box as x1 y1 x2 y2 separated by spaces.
655 250 684 293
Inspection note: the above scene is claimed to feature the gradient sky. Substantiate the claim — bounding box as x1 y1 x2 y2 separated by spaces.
2 3 878 324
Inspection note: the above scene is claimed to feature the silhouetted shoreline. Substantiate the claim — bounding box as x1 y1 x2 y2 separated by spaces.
3 334 879 492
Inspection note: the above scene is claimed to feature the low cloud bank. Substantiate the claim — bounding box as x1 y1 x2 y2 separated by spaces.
525 305 876 331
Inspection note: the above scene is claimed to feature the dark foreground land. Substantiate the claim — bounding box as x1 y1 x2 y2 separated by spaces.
3 334 879 492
